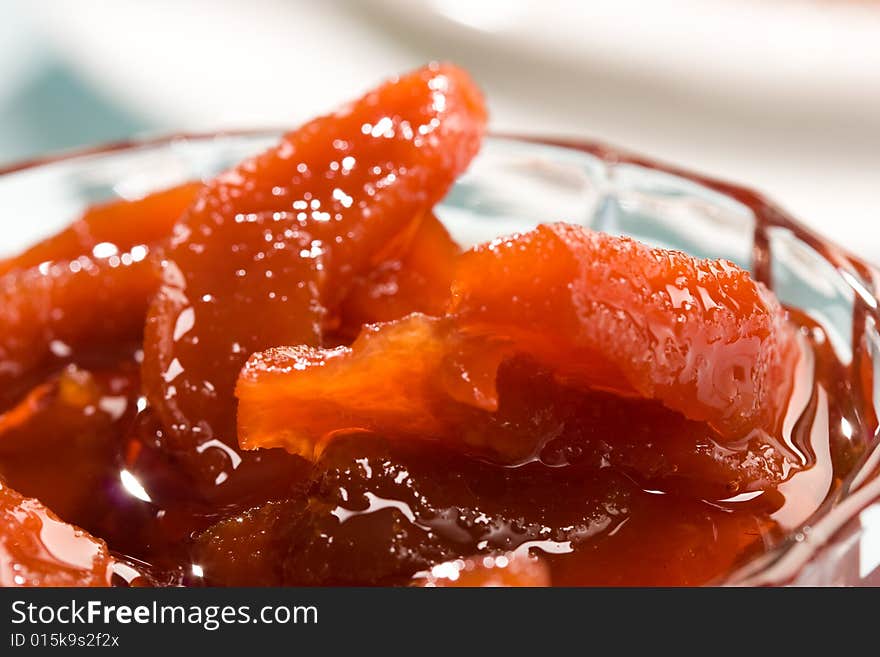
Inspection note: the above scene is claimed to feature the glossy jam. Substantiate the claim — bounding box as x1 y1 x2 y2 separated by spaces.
0 481 113 587
0 192 862 588
0 67 876 587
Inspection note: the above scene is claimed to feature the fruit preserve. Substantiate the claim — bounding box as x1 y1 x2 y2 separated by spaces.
0 64 876 587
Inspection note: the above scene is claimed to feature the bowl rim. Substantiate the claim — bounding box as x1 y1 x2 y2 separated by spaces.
3 129 873 266
0 129 284 177
2 130 879 585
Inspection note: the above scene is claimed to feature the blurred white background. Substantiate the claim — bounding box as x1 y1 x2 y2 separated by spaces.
2 0 878 260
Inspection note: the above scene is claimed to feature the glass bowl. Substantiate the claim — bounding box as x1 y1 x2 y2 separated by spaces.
2 132 878 586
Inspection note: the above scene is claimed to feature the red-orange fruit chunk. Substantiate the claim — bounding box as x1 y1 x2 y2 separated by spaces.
238 321 792 492
416 553 551 587
0 182 199 276
335 212 460 335
238 315 457 458
0 184 200 400
238 224 799 475
0 252 158 396
191 499 305 587
0 481 113 587
142 64 486 476
451 223 798 439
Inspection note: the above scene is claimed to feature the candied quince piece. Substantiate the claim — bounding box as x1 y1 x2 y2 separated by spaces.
415 553 551 587
239 321 793 492
237 315 465 458
178 63 482 296
336 212 460 334
240 224 797 456
192 499 305 587
194 493 451 587
0 184 199 395
451 223 798 438
239 315 524 459
0 182 199 276
143 63 486 470
238 225 800 489
281 499 452 586
0 251 158 392
0 480 113 587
